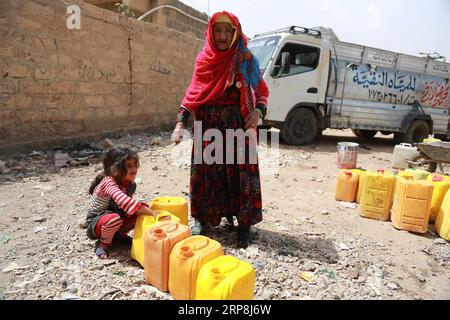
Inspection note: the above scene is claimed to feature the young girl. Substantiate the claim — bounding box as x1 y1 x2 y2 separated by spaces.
85 147 157 259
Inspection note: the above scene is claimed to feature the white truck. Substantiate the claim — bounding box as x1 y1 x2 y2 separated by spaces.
248 26 450 145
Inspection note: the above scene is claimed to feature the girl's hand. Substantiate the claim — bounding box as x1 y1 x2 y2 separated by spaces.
245 109 260 130
171 122 185 145
137 205 158 217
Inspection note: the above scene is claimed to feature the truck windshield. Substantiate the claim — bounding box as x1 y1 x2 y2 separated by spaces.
248 36 280 74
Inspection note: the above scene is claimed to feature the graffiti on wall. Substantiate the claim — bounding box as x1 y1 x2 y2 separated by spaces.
78 59 116 81
420 81 450 108
149 61 171 75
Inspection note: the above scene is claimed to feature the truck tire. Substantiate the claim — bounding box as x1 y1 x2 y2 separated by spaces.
396 120 430 144
353 129 378 139
281 108 318 146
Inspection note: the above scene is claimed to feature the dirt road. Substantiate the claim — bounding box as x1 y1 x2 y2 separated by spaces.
0 129 449 300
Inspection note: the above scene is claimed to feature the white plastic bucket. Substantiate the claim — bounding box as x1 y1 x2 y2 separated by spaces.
337 142 359 169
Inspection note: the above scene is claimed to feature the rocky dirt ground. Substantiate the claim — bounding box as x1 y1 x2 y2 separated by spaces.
0 129 449 300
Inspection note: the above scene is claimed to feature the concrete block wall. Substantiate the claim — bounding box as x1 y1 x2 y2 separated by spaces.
0 0 204 153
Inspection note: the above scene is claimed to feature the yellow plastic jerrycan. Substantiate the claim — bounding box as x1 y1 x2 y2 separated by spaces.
352 169 365 204
359 170 396 221
397 170 414 180
426 175 450 222
335 170 359 203
391 177 434 234
435 189 450 241
196 255 255 300
169 235 223 300
131 210 181 267
151 197 188 226
405 168 430 181
423 138 441 143
144 221 190 292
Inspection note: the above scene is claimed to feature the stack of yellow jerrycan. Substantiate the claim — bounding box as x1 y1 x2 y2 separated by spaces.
391 177 434 233
359 169 395 221
435 188 450 241
196 255 255 300
151 197 189 226
144 221 190 292
335 170 360 202
131 211 180 267
427 175 450 222
169 235 223 300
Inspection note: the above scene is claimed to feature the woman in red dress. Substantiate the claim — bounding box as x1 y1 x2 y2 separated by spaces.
171 11 269 248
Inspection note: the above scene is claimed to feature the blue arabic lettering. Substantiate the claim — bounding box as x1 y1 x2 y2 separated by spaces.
353 70 416 92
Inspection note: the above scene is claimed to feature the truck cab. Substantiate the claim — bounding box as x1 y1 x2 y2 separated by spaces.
249 27 331 145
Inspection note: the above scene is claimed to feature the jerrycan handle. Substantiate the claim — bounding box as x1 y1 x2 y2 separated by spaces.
166 223 179 233
157 213 172 222
399 143 412 147
193 238 210 250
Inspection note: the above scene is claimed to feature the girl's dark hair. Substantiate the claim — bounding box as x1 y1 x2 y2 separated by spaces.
89 147 140 194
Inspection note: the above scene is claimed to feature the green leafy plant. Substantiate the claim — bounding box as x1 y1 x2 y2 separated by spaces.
115 2 136 18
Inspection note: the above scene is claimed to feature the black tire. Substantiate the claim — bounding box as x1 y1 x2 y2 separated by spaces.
400 120 431 144
351 129 377 139
281 108 318 146
380 131 393 136
351 129 361 137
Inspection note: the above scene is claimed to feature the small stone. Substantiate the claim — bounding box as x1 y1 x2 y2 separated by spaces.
346 270 360 279
387 282 399 290
54 152 70 167
260 289 275 300
152 166 158 170
416 274 426 283
33 226 47 233
321 210 329 215
433 238 448 245
33 217 47 223
100 259 118 266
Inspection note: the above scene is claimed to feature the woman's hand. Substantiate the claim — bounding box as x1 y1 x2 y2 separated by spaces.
245 109 260 130
171 122 185 144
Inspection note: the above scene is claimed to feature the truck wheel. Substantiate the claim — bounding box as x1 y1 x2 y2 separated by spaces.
351 129 361 137
395 121 431 144
352 129 377 139
403 120 430 144
380 131 393 136
281 108 318 146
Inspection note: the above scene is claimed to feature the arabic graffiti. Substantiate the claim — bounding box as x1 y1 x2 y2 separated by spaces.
368 89 416 105
149 61 171 75
420 81 450 108
353 70 416 92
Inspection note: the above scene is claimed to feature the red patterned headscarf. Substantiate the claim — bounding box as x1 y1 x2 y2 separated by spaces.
181 11 266 119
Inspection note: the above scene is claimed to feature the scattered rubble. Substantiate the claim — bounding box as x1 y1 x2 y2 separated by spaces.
0 129 449 300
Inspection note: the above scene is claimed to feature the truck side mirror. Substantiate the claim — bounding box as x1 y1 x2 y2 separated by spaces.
281 52 291 75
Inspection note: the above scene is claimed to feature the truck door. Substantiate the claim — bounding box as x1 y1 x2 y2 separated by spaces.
267 42 324 123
